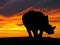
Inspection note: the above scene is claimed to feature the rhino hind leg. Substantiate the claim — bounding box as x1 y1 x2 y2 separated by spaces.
32 29 39 38
39 30 43 38
27 29 32 37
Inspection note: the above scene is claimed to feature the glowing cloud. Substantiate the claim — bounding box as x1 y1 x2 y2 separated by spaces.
0 8 60 38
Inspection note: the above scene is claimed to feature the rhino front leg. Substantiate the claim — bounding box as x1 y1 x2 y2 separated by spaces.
39 30 43 38
32 30 39 38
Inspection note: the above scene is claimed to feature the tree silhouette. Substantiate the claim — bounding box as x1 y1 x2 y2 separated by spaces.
22 10 56 38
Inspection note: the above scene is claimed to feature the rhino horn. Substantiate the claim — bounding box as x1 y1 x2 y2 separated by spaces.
52 26 56 30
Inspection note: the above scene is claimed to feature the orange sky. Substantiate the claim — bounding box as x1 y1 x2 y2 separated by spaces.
0 8 60 39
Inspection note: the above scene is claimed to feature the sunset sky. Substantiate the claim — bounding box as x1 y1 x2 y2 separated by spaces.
0 0 60 39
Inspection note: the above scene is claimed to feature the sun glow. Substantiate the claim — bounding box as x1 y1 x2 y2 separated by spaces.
0 8 60 38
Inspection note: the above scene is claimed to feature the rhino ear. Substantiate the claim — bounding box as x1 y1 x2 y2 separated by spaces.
46 15 48 17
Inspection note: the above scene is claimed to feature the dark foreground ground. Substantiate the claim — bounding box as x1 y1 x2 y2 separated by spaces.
0 37 60 45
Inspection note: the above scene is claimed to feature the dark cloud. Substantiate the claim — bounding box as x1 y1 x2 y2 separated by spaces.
35 0 60 9
0 0 60 16
0 0 40 16
0 0 7 6
17 24 23 26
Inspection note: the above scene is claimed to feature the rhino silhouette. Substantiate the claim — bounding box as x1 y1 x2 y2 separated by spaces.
22 10 56 38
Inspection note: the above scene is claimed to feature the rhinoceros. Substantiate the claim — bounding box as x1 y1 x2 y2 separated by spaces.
22 10 56 38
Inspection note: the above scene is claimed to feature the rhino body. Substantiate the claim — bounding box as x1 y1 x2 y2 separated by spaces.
22 11 56 38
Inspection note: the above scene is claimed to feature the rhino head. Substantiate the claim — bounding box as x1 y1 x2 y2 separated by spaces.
45 25 56 34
